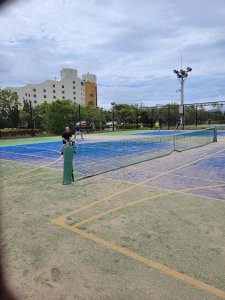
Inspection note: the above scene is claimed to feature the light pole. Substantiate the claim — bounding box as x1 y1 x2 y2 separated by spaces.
173 67 192 129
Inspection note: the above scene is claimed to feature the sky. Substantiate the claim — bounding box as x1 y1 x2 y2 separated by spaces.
0 0 225 108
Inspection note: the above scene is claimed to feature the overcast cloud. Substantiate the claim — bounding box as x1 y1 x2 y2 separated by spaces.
0 0 225 107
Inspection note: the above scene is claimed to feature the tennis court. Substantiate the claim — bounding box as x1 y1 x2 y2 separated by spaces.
1 129 225 299
0 128 218 179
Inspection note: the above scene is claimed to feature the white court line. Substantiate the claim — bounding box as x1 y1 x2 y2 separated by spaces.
0 150 45 158
22 146 61 154
138 169 225 184
168 173 225 184
103 176 225 203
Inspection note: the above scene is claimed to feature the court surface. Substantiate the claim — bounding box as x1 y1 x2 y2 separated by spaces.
1 130 225 300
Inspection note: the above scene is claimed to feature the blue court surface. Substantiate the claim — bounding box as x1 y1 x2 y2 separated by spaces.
0 128 221 179
129 130 184 136
130 129 225 136
0 138 173 178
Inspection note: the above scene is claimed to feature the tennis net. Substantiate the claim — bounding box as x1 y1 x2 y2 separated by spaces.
73 127 217 180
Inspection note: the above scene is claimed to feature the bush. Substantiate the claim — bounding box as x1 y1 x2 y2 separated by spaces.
0 129 42 138
116 124 138 130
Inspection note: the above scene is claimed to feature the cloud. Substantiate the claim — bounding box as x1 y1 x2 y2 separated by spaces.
0 0 225 108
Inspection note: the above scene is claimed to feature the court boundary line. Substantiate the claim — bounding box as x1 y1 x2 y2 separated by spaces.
53 148 225 221
102 177 225 202
52 149 225 298
138 168 225 184
1 170 62 186
1 157 62 181
104 168 225 185
71 183 225 228
53 182 225 299
53 226 225 299
21 145 61 154
0 150 46 158
0 158 59 169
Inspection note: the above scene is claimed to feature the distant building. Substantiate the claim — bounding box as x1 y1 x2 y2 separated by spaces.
5 68 97 107
82 73 97 107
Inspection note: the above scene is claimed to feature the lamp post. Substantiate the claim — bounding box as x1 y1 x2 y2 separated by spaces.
173 67 192 129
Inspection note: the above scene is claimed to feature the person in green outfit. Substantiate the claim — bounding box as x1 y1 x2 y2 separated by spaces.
154 120 160 131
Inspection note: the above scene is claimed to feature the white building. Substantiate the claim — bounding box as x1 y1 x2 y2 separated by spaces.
5 68 97 107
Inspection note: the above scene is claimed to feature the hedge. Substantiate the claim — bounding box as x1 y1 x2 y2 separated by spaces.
0 129 42 138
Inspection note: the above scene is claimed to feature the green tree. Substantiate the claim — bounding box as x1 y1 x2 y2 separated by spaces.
19 100 31 128
138 108 150 125
33 102 51 130
113 104 136 127
44 99 78 134
0 89 21 128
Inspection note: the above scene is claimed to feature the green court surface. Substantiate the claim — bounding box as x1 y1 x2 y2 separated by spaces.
1 131 225 300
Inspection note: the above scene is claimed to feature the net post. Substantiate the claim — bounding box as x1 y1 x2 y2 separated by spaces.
63 144 74 185
213 127 217 142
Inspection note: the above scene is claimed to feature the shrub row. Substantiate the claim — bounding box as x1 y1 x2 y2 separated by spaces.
0 129 42 138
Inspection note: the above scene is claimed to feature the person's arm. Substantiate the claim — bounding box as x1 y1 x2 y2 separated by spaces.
69 133 73 141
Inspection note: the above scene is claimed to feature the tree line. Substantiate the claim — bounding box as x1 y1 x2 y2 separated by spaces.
0 89 224 134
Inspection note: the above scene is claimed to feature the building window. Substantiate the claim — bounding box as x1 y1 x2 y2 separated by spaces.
25 93 27 96
62 96 65 99
28 94 30 97
43 89 46 92
34 94 36 98
44 95 46 98
73 97 76 100
34 100 37 104
73 81 75 84
73 86 75 89
33 88 36 92
73 92 76 95
62 85 64 88
62 91 65 94
53 96 56 99
53 90 56 93
53 84 55 88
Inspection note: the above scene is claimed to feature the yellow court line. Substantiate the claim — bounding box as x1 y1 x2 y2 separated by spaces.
2 157 62 180
102 176 225 202
55 148 225 221
72 183 225 228
0 158 62 172
53 221 225 299
1 169 62 186
104 171 225 186
139 168 225 184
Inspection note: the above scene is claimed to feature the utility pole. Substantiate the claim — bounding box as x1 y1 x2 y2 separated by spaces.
173 64 192 130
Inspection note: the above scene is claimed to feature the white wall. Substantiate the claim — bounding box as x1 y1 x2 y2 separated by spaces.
5 68 87 106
